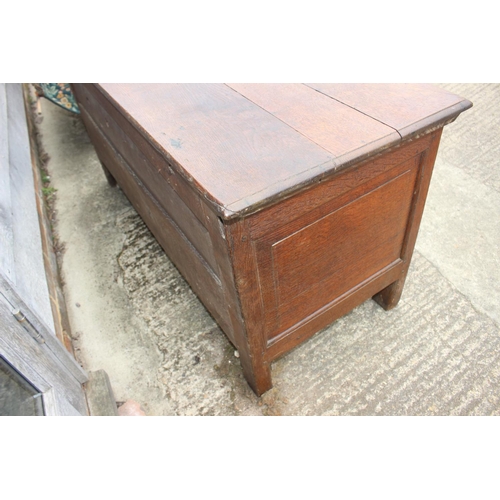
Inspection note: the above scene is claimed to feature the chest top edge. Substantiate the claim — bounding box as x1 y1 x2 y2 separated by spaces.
92 83 471 220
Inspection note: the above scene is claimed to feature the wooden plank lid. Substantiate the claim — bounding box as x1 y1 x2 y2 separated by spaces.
96 83 472 219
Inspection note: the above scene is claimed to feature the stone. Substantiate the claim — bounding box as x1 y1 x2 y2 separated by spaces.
118 399 147 416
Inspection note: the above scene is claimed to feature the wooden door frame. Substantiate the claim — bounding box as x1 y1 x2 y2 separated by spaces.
1 286 88 416
0 83 88 416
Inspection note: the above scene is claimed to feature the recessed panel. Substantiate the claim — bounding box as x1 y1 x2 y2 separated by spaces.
267 164 419 336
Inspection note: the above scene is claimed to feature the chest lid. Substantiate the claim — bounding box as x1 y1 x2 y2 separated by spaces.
96 83 471 219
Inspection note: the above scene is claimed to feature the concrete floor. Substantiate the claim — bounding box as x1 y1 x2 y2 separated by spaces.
37 84 500 416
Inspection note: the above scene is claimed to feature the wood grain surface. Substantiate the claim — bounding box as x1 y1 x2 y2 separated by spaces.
273 167 417 316
0 84 55 334
72 83 471 395
97 83 334 217
93 83 471 218
253 153 421 339
226 83 399 158
80 106 234 335
306 83 472 139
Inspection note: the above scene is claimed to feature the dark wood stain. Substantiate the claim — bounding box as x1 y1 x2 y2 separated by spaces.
72 84 471 395
226 83 400 158
96 83 335 216
306 83 472 139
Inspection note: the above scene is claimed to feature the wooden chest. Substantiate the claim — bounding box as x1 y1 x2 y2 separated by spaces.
72 84 471 395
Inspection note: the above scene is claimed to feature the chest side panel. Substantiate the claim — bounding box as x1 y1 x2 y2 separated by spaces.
73 85 235 337
248 138 429 345
73 85 219 272
270 162 418 333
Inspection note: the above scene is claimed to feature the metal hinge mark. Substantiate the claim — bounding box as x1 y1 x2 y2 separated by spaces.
11 308 46 344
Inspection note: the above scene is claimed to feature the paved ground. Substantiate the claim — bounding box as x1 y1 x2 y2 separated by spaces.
36 84 500 416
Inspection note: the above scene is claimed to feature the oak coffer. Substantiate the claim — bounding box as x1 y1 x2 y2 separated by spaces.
72 83 472 395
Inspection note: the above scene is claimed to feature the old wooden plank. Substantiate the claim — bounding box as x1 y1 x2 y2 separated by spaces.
225 218 272 395
246 134 432 240
0 292 88 415
80 106 234 335
226 83 399 159
373 129 444 309
22 84 74 352
96 83 335 217
3 83 55 335
0 274 88 384
306 83 473 139
85 370 119 416
270 165 419 334
78 97 220 274
265 262 404 362
0 84 15 283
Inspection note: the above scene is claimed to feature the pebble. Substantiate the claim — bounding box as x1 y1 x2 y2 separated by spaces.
234 350 240 358
117 399 147 416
